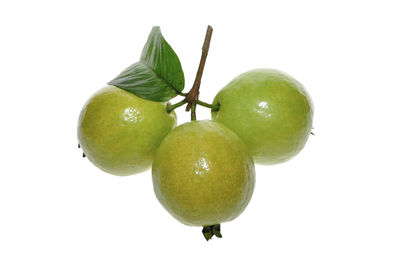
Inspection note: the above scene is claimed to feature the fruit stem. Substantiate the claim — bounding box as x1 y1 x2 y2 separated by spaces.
166 99 187 113
185 25 213 118
191 103 197 121
197 100 220 111
167 97 218 114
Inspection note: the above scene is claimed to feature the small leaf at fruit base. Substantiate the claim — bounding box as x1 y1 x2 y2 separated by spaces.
108 26 185 102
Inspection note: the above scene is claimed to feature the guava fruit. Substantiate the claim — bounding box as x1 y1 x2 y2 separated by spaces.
212 69 313 165
78 85 176 176
152 120 255 232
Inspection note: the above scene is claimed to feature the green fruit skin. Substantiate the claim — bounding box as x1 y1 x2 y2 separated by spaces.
152 120 255 227
78 85 177 176
212 69 313 165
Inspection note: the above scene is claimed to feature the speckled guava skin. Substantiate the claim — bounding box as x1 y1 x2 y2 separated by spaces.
152 120 255 226
212 69 313 165
78 85 176 176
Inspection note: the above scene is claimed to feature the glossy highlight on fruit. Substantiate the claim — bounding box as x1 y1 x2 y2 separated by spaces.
212 69 313 165
78 85 176 176
152 120 255 226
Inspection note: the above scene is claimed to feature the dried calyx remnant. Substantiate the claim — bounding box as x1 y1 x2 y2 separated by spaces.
202 224 222 241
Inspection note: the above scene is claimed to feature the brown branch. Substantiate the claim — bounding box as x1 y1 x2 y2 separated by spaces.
185 25 213 112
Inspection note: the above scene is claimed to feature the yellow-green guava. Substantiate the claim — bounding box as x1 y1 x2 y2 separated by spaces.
212 69 313 165
152 120 255 227
78 85 176 176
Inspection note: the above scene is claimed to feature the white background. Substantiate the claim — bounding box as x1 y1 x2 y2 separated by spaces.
1 0 399 265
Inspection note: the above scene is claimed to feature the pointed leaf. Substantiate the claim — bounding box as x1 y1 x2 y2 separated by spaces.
108 26 185 102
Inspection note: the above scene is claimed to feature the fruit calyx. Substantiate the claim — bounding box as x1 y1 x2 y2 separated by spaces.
202 224 222 241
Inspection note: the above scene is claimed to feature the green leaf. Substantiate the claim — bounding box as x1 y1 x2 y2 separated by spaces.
108 26 185 102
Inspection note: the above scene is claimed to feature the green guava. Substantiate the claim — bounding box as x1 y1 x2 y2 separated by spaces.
152 120 255 227
78 85 176 176
212 69 313 165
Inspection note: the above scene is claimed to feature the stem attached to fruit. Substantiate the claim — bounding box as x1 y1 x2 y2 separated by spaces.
190 103 197 121
197 100 220 111
166 99 187 113
185 25 214 119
